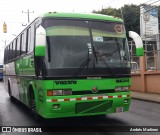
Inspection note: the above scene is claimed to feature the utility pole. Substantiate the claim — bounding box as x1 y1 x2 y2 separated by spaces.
22 9 34 24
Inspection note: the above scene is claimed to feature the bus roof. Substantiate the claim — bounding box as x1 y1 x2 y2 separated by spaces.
41 12 123 22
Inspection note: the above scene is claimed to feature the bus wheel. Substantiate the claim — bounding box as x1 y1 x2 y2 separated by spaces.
31 98 36 115
8 82 14 102
30 91 41 121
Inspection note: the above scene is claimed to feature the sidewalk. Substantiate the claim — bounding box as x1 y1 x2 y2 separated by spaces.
131 91 160 103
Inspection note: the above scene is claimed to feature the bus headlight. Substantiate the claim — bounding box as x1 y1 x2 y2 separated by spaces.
54 90 63 95
63 89 72 95
47 89 72 96
115 87 129 92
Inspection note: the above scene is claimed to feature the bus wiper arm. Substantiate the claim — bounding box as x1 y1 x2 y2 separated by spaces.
96 52 115 76
74 58 91 77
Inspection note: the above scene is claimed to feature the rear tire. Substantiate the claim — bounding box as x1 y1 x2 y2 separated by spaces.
8 82 14 102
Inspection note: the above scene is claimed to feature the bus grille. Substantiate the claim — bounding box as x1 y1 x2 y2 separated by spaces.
75 100 112 114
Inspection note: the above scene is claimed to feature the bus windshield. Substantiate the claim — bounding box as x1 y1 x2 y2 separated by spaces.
42 19 130 78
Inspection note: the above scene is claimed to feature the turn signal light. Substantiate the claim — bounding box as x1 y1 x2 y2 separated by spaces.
47 90 53 96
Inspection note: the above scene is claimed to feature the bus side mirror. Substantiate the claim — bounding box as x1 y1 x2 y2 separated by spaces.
129 31 144 56
35 26 46 57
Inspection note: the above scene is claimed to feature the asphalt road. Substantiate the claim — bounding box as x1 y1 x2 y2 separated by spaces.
0 81 159 135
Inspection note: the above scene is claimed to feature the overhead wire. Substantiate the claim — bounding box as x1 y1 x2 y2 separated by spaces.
124 0 160 22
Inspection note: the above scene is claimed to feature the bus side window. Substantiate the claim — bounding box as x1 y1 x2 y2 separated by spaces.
11 43 13 60
8 45 11 61
16 37 21 57
6 45 9 62
6 46 9 62
15 38 18 58
13 41 16 58
27 27 31 53
4 47 8 63
27 25 35 53
21 33 26 55
30 25 35 52
4 48 6 63
23 31 27 54
15 39 18 57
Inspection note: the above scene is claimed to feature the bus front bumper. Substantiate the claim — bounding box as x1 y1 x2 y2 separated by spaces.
40 92 131 119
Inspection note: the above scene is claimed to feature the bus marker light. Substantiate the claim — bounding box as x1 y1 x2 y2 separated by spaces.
47 90 53 96
128 86 131 90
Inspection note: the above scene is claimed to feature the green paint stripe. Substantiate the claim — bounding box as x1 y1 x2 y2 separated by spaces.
136 47 144 56
35 45 45 56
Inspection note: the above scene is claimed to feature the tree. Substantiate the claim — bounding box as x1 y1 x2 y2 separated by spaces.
122 4 140 40
92 7 121 18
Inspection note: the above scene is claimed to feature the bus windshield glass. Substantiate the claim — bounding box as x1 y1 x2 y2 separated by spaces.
42 19 130 78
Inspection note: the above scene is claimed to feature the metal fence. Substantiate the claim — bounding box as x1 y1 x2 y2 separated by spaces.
129 40 160 72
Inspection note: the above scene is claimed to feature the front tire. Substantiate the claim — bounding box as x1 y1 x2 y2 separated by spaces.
30 98 36 115
30 91 42 121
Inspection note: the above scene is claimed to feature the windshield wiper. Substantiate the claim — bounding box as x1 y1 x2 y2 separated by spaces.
74 58 91 77
95 51 115 76
91 42 115 76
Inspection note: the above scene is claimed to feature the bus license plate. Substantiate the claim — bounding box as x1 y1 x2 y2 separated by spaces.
116 107 124 113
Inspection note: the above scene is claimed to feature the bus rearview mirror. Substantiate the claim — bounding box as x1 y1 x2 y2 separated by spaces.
129 31 144 56
35 26 46 57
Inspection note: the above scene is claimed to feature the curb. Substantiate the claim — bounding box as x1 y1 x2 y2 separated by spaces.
131 92 160 103
131 97 160 103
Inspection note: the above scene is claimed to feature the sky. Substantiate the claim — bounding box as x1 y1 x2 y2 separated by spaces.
0 0 155 63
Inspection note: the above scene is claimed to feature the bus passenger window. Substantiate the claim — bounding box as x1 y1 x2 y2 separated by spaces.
11 43 14 59
13 41 16 58
8 45 11 60
30 25 35 52
21 33 26 55
16 37 21 57
27 28 31 52
5 47 9 62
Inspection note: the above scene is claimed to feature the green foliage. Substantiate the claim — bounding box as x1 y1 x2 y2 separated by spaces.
121 4 140 40
93 7 121 18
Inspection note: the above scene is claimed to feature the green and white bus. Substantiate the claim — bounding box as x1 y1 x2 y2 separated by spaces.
4 12 143 119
